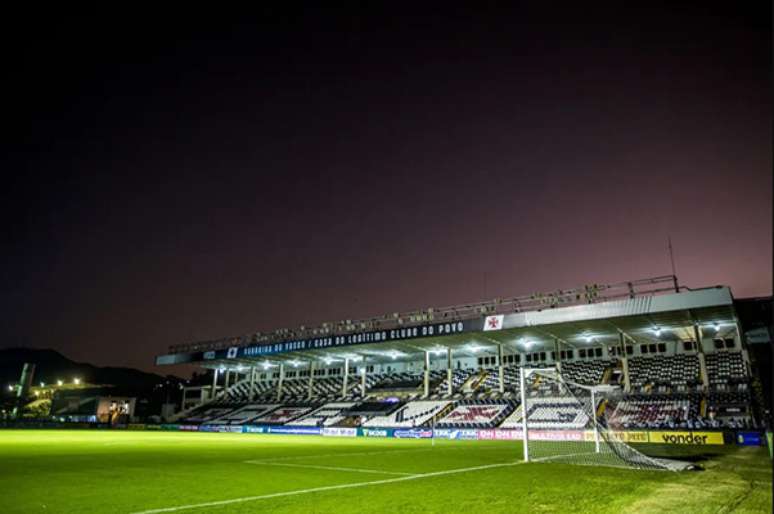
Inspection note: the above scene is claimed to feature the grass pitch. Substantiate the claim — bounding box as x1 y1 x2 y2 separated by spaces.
0 430 770 513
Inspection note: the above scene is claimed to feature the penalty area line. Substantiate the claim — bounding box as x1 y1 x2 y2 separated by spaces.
129 461 523 514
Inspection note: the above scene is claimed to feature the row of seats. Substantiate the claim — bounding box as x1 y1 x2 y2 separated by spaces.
629 355 701 387
705 352 747 385
436 400 517 428
362 400 450 428
286 402 356 426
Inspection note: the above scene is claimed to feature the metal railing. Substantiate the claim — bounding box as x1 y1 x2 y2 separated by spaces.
167 275 681 355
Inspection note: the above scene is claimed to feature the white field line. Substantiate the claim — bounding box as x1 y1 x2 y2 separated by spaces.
244 461 413 476
129 461 523 514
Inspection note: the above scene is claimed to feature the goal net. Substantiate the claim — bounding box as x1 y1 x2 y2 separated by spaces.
518 367 672 471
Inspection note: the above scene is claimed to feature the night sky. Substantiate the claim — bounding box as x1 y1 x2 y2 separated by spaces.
2 5 771 375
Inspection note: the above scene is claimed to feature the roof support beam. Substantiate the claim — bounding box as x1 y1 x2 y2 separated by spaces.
497 343 505 393
619 332 631 393
423 351 430 398
276 363 285 402
447 347 453 397
307 360 315 401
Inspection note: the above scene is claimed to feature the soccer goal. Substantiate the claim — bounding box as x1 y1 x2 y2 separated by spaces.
518 367 678 471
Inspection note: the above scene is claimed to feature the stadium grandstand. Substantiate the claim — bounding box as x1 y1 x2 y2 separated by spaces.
156 275 766 436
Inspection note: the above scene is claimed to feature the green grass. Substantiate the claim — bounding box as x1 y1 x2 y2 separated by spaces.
0 430 769 513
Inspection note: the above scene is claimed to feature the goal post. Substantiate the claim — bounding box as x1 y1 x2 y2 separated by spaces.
518 367 677 471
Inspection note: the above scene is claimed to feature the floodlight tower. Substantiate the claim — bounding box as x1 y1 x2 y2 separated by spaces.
11 363 36 420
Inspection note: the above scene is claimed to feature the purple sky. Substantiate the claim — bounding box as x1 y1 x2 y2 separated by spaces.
2 6 770 375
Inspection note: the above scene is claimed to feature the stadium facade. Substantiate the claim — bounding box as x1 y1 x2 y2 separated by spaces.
155 275 766 439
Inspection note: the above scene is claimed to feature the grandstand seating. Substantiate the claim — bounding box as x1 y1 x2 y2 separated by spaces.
362 400 450 428
522 397 590 429
286 402 356 426
176 350 756 430
608 395 693 429
209 404 278 425
436 400 516 428
180 406 239 424
629 355 701 388
705 352 747 385
561 360 613 385
432 369 475 396
252 406 315 424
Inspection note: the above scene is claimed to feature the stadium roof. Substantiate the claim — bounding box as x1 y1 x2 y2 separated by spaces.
155 276 741 370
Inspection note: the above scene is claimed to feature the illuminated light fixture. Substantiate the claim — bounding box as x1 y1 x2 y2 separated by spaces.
584 335 592 343
390 352 398 360
34 391 39 396
291 360 299 368
468 345 482 353
713 322 720 332
57 380 63 386
73 378 81 385
262 361 271 370
7 385 12 391
653 327 662 337
40 382 45 387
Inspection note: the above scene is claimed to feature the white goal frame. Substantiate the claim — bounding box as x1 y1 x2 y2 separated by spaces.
519 367 623 463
